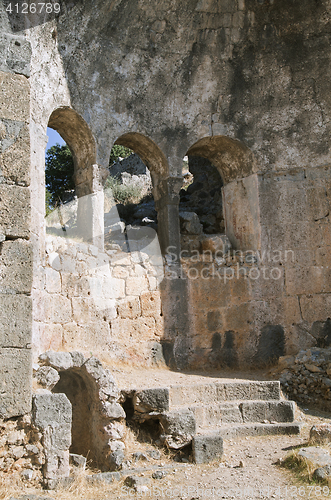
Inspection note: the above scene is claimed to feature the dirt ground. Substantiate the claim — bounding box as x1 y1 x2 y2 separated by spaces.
2 405 330 500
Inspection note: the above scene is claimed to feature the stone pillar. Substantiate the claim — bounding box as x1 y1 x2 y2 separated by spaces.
32 393 72 489
0 33 33 418
154 178 192 370
154 177 182 258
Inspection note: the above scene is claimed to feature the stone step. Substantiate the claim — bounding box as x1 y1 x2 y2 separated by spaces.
185 400 295 429
191 422 301 464
169 381 280 408
197 422 301 441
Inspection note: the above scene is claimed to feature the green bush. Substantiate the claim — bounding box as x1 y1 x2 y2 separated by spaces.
105 177 142 205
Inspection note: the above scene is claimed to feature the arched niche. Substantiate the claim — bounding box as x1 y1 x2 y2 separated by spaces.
186 136 261 251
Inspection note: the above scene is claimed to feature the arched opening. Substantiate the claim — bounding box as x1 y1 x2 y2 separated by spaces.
45 127 76 234
52 370 95 461
48 107 97 197
186 136 260 251
46 107 102 247
104 132 168 253
179 155 225 255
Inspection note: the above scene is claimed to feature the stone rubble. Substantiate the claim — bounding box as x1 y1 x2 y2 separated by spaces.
271 347 331 410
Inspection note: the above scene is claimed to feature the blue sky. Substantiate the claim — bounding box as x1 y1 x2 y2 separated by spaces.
46 127 65 151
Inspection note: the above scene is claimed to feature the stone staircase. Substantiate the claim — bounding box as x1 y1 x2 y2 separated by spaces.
122 378 301 463
170 380 300 438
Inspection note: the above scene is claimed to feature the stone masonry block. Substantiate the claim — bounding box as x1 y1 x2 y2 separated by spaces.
0 72 29 122
189 277 229 309
249 382 280 400
32 393 72 431
39 351 73 371
126 276 149 296
117 296 141 319
140 291 161 317
111 317 156 343
43 294 72 323
0 184 30 238
285 265 324 296
72 297 98 324
102 276 125 299
35 366 60 390
299 294 331 323
267 401 295 423
134 388 169 413
0 348 31 418
0 239 32 293
193 433 224 464
101 401 126 419
33 322 63 354
224 302 253 332
45 267 61 293
1 123 30 185
0 294 32 347
160 409 196 436
2 34 31 77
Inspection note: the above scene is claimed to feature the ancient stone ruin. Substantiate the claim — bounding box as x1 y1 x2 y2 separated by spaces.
1 0 331 489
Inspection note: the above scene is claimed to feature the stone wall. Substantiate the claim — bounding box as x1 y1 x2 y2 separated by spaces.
0 414 44 483
33 232 164 365
273 347 331 412
161 164 331 369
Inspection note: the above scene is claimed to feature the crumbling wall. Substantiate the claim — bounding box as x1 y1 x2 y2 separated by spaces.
0 415 44 484
34 352 127 478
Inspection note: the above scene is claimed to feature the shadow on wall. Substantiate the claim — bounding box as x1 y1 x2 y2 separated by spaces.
210 326 285 370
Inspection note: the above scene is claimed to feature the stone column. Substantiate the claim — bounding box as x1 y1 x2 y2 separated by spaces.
154 177 182 258
154 176 193 370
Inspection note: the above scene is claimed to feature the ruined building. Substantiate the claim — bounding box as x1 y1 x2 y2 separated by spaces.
1 0 331 487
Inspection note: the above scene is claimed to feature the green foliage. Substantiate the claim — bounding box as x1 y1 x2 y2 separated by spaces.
45 144 75 209
45 188 54 216
44 143 134 214
105 176 142 205
109 144 133 165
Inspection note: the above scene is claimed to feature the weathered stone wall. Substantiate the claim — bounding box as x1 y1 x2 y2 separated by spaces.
273 347 331 411
161 163 331 370
1 0 331 376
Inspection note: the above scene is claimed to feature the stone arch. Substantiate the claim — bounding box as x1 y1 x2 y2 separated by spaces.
48 107 97 197
186 135 258 185
35 351 125 471
114 132 169 183
186 136 261 251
